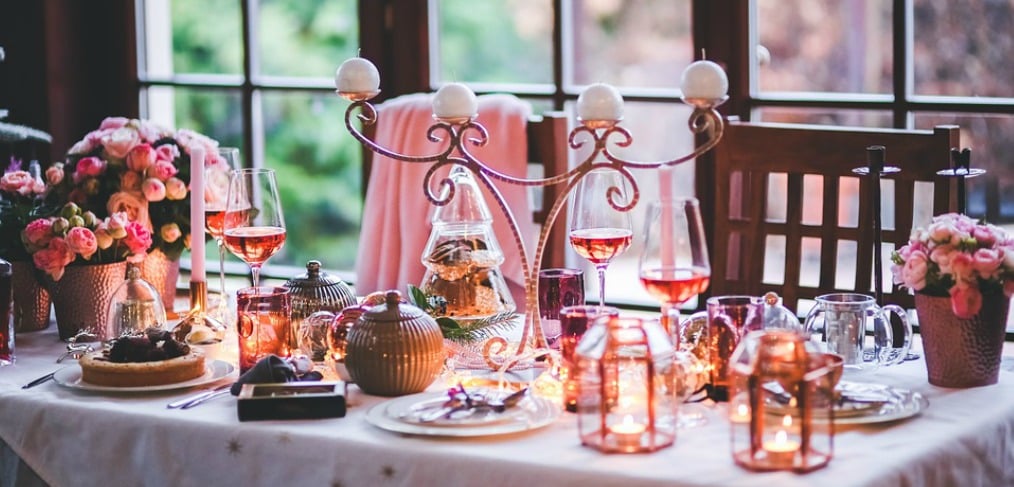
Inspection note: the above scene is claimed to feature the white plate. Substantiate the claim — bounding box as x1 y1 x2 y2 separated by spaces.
53 360 235 392
366 391 560 437
831 383 928 425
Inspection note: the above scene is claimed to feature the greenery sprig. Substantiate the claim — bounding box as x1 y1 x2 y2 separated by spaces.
407 285 518 344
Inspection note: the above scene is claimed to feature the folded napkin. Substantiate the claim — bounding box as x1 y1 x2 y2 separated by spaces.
230 355 323 395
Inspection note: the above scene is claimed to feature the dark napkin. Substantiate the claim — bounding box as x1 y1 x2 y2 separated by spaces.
229 355 326 395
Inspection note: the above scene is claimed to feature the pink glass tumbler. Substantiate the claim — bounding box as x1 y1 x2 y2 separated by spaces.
538 268 585 348
237 286 292 373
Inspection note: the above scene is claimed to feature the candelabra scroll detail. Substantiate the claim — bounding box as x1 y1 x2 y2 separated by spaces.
342 95 725 371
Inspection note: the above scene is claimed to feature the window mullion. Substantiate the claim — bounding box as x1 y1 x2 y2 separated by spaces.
893 0 911 128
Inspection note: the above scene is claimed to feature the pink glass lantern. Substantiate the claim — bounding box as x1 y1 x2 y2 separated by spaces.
574 316 678 453
728 330 837 472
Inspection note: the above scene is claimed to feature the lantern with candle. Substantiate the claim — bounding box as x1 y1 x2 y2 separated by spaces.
728 330 836 472
573 316 678 453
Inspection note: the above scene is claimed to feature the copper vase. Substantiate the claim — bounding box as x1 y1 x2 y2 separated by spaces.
140 248 180 315
915 291 1010 388
47 261 127 341
11 260 51 332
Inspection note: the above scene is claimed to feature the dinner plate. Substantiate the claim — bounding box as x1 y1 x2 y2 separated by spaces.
396 394 522 427
53 360 235 392
767 382 928 425
366 391 560 437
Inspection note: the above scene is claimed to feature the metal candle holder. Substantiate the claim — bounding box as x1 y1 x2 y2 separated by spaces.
937 148 985 214
852 146 899 303
339 89 726 370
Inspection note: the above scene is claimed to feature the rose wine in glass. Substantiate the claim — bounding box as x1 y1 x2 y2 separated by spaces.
638 197 710 428
224 168 286 287
569 168 633 306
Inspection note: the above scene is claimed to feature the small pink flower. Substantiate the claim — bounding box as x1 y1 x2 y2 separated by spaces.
136 120 169 142
45 164 64 185
106 212 130 239
972 225 999 248
106 192 149 230
949 284 983 319
950 253 975 285
126 143 157 172
930 246 956 275
928 220 960 244
0 170 36 196
65 227 98 260
165 177 187 200
99 117 129 131
122 221 153 255
22 218 54 250
101 127 141 159
73 157 106 183
148 160 178 181
971 248 1004 279
155 144 180 163
160 223 182 243
901 250 929 291
142 178 167 202
120 170 142 191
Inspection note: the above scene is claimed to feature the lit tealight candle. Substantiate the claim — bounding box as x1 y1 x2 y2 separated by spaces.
762 429 800 467
609 415 646 450
730 403 751 424
576 83 624 123
334 57 381 93
680 60 728 100
432 83 478 120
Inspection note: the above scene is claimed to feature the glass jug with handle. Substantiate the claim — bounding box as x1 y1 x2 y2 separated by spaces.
804 293 912 375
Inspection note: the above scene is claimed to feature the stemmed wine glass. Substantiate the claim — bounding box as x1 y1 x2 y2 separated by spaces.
638 197 711 427
206 148 239 313
569 168 634 306
223 168 286 287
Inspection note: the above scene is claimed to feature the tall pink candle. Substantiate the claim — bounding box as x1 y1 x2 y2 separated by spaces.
659 167 675 270
189 147 206 282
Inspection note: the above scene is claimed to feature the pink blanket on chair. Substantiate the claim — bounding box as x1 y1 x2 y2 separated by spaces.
354 93 535 310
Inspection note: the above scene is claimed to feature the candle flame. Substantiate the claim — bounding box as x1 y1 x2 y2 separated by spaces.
737 404 749 417
782 414 793 427
775 430 788 444
622 414 635 426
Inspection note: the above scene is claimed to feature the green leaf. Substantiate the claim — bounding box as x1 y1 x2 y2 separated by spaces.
408 284 429 310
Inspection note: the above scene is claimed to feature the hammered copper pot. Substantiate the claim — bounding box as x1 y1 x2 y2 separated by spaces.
11 260 51 332
140 248 180 316
345 291 445 396
915 291 1010 388
46 261 127 341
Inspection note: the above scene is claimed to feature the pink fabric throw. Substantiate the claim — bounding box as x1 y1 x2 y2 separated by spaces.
354 93 535 310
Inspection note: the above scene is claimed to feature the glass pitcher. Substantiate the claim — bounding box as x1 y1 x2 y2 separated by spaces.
804 293 912 375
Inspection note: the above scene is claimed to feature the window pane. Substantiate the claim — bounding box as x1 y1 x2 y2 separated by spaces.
569 0 692 89
261 92 363 269
170 0 243 74
435 0 553 84
143 86 244 149
913 0 1014 97
564 100 696 307
913 113 1014 223
257 0 358 78
757 0 892 94
756 107 893 127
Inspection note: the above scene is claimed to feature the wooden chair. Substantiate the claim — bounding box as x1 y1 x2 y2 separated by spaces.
708 121 960 312
361 110 570 270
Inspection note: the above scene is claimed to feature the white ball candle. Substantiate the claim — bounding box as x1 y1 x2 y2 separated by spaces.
576 83 624 122
432 83 478 120
680 60 728 100
334 57 380 93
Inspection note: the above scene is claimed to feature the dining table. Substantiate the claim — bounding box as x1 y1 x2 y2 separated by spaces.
2 327 1013 487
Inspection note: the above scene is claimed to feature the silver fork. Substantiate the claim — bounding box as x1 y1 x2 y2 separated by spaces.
167 383 231 409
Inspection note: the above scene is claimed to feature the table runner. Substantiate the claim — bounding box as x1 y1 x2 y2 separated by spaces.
2 330 1012 487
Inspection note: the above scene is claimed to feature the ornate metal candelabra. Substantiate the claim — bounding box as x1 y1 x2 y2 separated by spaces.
337 59 728 370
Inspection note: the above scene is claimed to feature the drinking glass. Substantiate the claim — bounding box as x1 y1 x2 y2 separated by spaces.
804 293 912 376
538 268 585 348
569 168 633 306
638 198 711 340
206 148 240 312
224 168 286 287
559 305 620 412
236 286 292 374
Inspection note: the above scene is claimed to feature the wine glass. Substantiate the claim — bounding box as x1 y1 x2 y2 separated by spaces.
206 148 239 313
638 197 711 427
568 168 633 306
223 168 286 287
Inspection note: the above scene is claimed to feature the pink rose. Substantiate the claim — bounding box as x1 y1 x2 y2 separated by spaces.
176 129 219 156
33 237 76 281
950 253 975 285
928 220 959 244
99 117 129 131
126 143 157 172
148 160 178 181
930 246 955 275
73 156 106 183
0 170 36 196
65 227 98 260
949 284 983 319
106 212 130 239
22 218 54 250
155 144 180 162
901 250 929 291
45 164 64 185
137 120 169 143
160 223 182 243
971 248 1004 279
120 170 142 191
101 127 141 159
122 221 153 259
106 192 150 230
68 137 97 155
165 177 187 200
142 178 167 202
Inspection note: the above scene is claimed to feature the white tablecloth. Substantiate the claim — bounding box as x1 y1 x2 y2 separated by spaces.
2 329 1013 487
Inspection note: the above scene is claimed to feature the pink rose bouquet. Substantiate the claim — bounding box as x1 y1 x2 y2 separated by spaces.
891 213 1014 319
52 117 230 260
22 203 152 281
0 158 51 261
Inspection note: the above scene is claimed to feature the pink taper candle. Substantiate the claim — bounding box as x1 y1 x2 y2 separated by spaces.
189 146 206 282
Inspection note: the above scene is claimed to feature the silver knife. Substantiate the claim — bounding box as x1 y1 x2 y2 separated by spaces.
167 383 231 409
180 389 231 409
22 371 57 389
